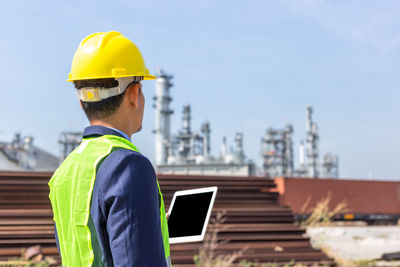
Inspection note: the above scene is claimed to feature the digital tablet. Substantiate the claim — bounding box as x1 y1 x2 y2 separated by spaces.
167 186 218 244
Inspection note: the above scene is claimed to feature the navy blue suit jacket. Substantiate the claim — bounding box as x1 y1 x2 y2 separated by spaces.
55 126 167 267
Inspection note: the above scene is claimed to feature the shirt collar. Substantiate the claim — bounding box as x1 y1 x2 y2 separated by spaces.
83 125 131 141
106 127 131 141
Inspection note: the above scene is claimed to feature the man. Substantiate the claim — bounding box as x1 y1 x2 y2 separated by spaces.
49 31 170 267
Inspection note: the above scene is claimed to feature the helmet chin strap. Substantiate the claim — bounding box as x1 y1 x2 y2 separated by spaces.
77 76 143 102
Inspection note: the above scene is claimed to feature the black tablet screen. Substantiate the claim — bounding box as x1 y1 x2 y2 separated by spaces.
168 192 214 238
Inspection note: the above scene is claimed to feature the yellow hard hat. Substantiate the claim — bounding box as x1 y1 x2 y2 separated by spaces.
67 31 156 81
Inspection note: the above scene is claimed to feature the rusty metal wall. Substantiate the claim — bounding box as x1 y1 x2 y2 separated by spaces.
275 177 400 215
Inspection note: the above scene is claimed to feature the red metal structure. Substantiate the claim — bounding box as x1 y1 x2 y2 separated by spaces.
275 177 400 224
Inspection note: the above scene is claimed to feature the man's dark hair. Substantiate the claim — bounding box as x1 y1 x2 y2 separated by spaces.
74 78 138 121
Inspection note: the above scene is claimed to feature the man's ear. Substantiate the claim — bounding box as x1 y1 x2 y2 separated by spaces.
126 83 140 108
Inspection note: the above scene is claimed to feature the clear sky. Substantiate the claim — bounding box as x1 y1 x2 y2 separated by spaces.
1 0 399 179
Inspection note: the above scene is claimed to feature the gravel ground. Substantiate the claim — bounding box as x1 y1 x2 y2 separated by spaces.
306 226 400 263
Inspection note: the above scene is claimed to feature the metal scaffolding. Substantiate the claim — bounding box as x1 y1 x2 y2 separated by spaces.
261 125 294 177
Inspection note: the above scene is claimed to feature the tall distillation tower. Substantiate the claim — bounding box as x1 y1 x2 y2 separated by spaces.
234 133 245 164
306 106 319 177
201 122 211 158
261 125 294 177
154 69 173 165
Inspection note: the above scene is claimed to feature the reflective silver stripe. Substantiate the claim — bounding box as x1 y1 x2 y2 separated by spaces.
166 256 171 267
77 76 143 102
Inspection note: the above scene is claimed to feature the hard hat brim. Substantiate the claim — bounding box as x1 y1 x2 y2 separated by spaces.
67 74 156 82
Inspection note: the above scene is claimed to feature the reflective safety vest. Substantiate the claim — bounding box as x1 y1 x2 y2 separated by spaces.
49 135 171 267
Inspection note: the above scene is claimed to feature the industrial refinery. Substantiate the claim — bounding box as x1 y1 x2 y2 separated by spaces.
154 70 255 176
154 70 339 178
153 69 339 178
261 106 339 178
0 133 59 171
0 70 339 178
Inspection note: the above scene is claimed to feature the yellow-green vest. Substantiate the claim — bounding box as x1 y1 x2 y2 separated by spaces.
48 135 171 267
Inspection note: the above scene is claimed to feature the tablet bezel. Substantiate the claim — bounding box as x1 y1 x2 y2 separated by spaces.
167 186 218 244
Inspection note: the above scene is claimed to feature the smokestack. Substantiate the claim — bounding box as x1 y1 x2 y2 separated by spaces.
221 136 227 158
234 132 244 163
305 105 319 178
154 69 173 166
299 140 305 165
182 105 191 135
201 122 210 157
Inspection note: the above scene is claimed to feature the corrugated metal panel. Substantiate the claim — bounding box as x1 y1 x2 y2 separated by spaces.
275 177 400 215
